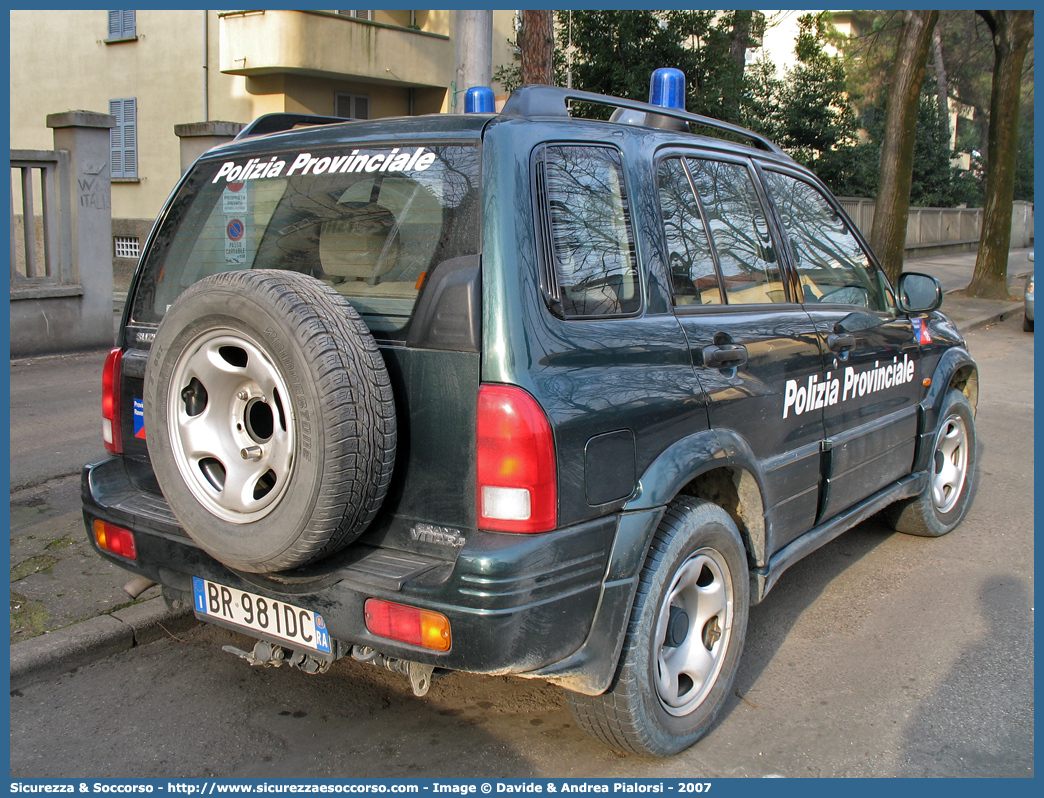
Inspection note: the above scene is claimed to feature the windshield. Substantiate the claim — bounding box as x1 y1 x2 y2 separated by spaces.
132 142 480 339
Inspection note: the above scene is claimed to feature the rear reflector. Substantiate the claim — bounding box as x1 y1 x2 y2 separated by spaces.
476 384 557 533
364 599 451 651
102 348 123 454
93 519 137 560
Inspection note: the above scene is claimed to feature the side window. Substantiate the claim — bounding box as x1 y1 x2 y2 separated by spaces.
686 159 787 304
538 145 640 318
763 170 889 311
335 93 370 120
656 158 722 305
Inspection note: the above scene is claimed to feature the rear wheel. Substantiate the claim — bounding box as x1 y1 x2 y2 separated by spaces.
1023 314 1033 332
567 498 749 757
883 388 976 537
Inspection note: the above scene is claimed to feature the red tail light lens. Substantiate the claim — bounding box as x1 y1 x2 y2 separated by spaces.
93 519 137 560
102 348 123 454
364 599 451 651
476 384 557 533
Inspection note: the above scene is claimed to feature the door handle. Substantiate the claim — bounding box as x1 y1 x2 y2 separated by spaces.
827 333 856 353
703 343 748 368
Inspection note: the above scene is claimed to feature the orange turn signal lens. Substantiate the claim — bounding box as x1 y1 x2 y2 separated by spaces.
364 598 451 652
93 519 137 560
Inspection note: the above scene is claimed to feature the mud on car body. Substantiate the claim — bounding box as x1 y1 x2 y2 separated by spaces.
83 72 978 757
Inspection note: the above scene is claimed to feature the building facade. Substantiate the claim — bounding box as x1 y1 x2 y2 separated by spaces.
10 9 517 280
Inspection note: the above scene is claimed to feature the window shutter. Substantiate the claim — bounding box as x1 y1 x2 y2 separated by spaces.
122 98 137 177
109 98 137 179
109 99 124 178
108 10 135 39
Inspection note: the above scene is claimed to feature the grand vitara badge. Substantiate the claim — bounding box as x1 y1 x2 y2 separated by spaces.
409 523 466 548
211 147 437 184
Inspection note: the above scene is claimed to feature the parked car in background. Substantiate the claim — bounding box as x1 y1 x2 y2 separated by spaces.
1024 258 1034 332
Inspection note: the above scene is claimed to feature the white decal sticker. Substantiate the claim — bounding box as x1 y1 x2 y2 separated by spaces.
212 147 435 184
783 354 916 419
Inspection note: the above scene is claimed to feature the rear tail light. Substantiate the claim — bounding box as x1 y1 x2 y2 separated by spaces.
364 599 451 651
102 347 123 454
476 384 557 533
93 519 137 560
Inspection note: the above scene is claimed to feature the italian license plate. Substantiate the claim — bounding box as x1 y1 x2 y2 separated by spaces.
192 577 332 656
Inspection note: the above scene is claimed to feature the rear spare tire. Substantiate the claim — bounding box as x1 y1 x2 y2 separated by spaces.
143 270 396 573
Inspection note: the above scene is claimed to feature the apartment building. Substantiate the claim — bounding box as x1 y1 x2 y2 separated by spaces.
9 9 516 274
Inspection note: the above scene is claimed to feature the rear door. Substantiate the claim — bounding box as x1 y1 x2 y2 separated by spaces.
656 151 827 554
760 166 922 521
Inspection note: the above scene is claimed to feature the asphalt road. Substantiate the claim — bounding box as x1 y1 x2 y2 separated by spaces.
8 313 1033 778
9 349 110 491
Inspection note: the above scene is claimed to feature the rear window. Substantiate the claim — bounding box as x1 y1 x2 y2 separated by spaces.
132 142 480 338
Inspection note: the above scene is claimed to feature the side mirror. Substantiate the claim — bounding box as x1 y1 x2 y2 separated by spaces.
896 272 943 313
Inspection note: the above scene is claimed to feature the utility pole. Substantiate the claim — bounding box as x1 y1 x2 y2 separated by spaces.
453 10 493 112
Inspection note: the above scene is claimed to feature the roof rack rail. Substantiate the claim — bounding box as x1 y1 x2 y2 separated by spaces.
500 85 785 156
234 113 349 141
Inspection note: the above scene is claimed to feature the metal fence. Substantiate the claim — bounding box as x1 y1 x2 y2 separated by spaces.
10 149 72 285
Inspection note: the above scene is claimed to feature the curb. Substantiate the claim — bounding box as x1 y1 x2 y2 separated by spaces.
9 597 198 691
952 301 1024 334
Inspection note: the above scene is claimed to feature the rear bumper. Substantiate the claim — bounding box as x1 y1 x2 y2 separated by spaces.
82 457 656 685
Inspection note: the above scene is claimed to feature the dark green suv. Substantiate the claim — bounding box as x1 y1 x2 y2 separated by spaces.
83 73 979 757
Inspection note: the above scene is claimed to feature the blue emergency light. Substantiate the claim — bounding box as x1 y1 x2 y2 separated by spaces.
649 68 686 110
464 86 495 114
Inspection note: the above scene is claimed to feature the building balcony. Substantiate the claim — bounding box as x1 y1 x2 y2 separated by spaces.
219 10 453 89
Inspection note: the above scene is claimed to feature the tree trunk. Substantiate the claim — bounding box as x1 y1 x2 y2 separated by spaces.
966 10 1034 300
870 10 938 283
726 11 753 122
519 10 555 86
932 24 950 146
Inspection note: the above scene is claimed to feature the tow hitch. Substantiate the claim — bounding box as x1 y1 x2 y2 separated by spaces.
223 639 332 675
351 645 440 696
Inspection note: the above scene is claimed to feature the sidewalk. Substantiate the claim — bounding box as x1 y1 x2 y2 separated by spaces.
8 248 1031 690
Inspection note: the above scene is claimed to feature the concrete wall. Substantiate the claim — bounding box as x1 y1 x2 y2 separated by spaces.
838 197 1034 258
10 113 116 357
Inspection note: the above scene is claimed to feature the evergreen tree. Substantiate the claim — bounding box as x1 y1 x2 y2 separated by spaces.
909 80 956 207
776 13 858 167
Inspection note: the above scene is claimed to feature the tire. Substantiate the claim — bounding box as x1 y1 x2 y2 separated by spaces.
143 270 396 573
1023 314 1033 332
883 388 976 537
566 498 749 757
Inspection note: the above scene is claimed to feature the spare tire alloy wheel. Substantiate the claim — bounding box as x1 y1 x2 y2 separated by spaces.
567 498 749 757
144 270 397 573
167 327 295 524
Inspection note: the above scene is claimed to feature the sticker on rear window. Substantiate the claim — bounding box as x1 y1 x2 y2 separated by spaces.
221 182 247 213
211 147 437 184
